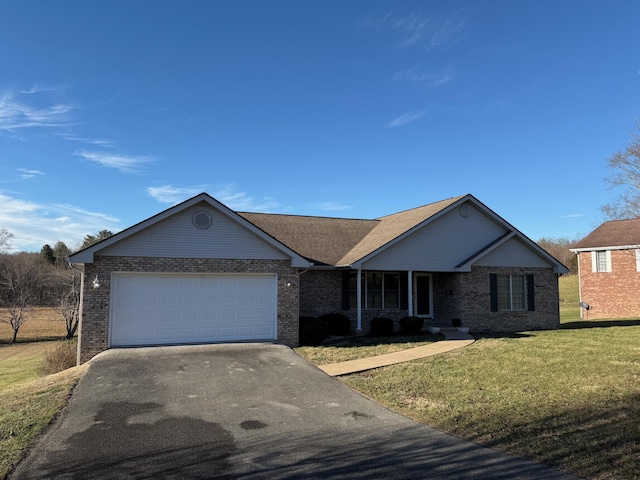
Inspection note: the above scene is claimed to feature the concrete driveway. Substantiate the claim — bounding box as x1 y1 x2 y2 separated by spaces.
12 344 577 479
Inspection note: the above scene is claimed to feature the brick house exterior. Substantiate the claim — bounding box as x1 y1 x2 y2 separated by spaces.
70 193 568 363
571 218 640 319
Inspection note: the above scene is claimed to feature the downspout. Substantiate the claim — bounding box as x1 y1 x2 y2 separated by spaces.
407 270 413 316
356 267 362 331
576 253 583 320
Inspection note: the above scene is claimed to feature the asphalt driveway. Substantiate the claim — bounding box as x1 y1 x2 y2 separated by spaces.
12 344 577 479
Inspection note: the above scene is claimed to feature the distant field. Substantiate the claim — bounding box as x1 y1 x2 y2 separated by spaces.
559 274 581 323
0 308 67 344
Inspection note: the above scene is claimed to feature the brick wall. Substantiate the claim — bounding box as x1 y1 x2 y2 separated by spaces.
78 256 300 363
458 266 560 332
577 249 640 319
299 267 560 334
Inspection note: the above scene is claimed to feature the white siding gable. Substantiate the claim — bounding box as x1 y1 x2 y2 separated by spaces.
100 203 289 260
362 202 508 271
474 237 553 268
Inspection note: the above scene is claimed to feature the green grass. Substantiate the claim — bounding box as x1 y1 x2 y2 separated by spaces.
296 334 442 365
297 275 640 479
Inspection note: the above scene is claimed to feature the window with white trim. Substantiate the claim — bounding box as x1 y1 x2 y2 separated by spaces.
592 250 611 272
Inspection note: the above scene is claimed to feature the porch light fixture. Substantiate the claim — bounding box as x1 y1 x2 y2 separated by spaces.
92 275 100 289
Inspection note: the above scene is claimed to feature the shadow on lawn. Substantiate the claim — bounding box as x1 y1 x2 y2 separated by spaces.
560 319 640 330
478 392 640 480
323 333 443 348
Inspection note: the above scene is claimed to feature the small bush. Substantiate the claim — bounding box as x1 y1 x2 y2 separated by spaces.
319 313 351 336
399 316 424 335
369 317 394 337
39 339 77 375
299 316 329 346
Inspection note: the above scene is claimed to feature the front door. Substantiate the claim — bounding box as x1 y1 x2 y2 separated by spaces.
415 274 432 317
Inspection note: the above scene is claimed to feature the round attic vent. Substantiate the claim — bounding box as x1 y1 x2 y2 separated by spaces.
193 211 212 229
459 205 471 218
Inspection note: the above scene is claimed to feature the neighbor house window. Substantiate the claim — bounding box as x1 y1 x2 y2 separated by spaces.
490 273 534 312
592 250 611 272
345 271 401 310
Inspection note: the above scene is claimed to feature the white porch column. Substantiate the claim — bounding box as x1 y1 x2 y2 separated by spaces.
356 268 362 331
407 270 413 316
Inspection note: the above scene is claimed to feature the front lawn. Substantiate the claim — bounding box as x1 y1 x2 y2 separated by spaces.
296 276 640 479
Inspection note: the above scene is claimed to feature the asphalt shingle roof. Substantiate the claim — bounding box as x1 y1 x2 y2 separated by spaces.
239 195 465 266
573 218 640 249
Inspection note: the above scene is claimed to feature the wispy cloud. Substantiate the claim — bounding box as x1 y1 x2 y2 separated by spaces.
148 183 281 212
147 185 207 204
74 149 153 173
394 65 453 87
59 133 116 148
0 91 74 131
212 184 280 212
17 168 45 179
18 85 66 95
360 11 465 50
0 193 120 252
561 214 584 219
312 201 351 212
386 110 425 128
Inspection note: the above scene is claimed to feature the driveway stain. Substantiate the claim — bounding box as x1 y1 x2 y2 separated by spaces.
23 401 238 479
240 420 268 430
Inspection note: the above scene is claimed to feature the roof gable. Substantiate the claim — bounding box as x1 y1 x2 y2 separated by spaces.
69 193 311 267
572 218 640 251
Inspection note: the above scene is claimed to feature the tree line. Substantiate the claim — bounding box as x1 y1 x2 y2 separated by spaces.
0 229 112 342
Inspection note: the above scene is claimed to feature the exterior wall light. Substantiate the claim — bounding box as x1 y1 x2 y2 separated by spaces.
92 275 100 289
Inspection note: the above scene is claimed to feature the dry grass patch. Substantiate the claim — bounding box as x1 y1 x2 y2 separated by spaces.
0 308 67 344
0 342 59 389
0 364 88 478
296 334 441 365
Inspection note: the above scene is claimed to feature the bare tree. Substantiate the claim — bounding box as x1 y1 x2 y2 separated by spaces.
0 227 13 253
56 264 81 338
537 237 579 274
601 122 640 220
0 253 45 342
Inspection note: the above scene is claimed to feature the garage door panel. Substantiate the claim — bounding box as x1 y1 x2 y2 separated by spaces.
110 273 276 347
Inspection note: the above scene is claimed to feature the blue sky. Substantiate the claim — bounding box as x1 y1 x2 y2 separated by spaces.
1 1 639 252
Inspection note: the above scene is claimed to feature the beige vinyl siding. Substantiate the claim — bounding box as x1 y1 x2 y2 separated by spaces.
100 204 289 260
362 204 507 271
474 237 553 268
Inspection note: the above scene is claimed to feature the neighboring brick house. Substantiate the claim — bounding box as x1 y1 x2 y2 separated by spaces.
70 193 568 363
570 218 640 319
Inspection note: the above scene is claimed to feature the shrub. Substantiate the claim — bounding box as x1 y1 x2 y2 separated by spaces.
39 339 77 375
399 316 424 335
319 313 351 336
299 316 329 346
369 317 394 337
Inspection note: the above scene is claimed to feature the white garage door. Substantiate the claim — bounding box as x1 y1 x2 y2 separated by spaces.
110 273 277 347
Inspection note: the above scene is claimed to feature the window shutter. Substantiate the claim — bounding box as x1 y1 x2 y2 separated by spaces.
489 274 498 312
399 272 408 310
591 251 597 272
526 274 535 311
341 271 351 310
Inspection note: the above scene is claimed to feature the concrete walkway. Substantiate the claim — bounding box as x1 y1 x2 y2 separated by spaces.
318 329 475 376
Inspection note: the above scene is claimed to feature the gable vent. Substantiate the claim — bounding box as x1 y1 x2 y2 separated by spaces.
193 211 212 229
